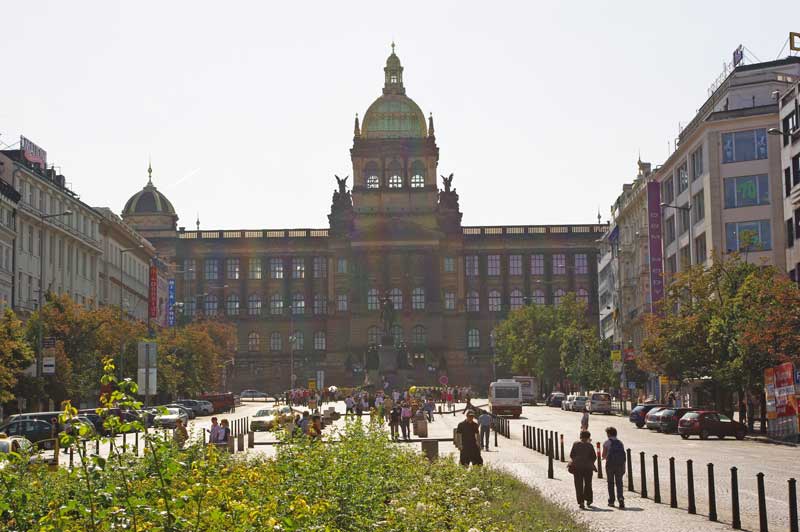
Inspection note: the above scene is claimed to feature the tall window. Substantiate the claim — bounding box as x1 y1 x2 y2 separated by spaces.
184 259 196 280
249 258 262 280
412 325 426 346
678 207 691 235
314 331 326 351
292 257 305 279
665 216 676 244
248 294 261 316
391 324 404 345
389 288 403 310
225 294 239 315
466 291 480 312
467 328 480 349
722 129 767 163
531 289 545 305
336 293 348 312
552 254 566 275
725 220 772 252
724 175 769 209
337 258 348 274
444 291 456 310
509 255 522 276
510 289 523 310
410 160 425 188
531 254 544 275
269 258 283 279
270 332 282 351
313 294 327 315
577 288 589 305
695 233 707 264
204 294 218 315
691 146 704 180
574 254 588 275
204 259 220 280
692 190 705 223
662 176 675 205
443 256 455 273
291 331 304 351
387 160 403 188
367 326 381 346
487 255 500 276
184 299 196 317
226 258 240 280
292 293 305 315
677 162 689 194
411 287 425 310
364 161 380 189
367 288 380 311
313 257 327 278
554 288 566 306
248 332 260 352
465 255 479 276
488 290 501 312
270 294 283 315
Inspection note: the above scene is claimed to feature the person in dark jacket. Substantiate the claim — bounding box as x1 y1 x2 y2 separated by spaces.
569 430 596 509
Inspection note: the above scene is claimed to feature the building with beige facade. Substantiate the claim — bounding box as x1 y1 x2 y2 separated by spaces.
0 168 20 312
777 78 800 279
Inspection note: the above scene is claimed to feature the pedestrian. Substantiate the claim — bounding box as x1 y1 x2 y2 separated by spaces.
580 409 589 431
463 397 474 414
209 416 221 443
477 410 492 451
568 430 596 509
400 402 413 440
345 395 354 415
456 411 483 467
739 397 747 425
423 398 435 422
218 419 231 443
601 426 626 509
383 396 394 420
299 411 310 435
173 418 188 448
389 404 401 440
309 415 322 439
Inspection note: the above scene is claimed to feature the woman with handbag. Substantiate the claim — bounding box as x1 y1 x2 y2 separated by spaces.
568 430 597 509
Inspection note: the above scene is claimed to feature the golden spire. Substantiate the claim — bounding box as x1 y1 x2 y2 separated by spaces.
147 159 153 185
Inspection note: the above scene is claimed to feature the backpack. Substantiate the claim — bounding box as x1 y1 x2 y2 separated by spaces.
606 439 626 467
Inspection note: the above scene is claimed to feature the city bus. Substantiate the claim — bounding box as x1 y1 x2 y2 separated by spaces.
488 379 522 418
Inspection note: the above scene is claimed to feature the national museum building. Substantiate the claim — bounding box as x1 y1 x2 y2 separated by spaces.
122 48 605 392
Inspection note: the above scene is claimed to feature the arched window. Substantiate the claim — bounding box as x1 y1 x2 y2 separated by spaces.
364 161 380 189
466 291 480 312
412 325 426 346
367 288 380 311
367 326 381 346
488 290 502 312
313 294 327 315
411 287 425 310
391 324 404 346
247 331 260 352
248 294 261 316
577 288 589 305
314 331 326 351
510 289 523 310
225 294 240 315
270 332 282 351
410 160 425 188
554 288 566 306
532 289 545 305
389 287 403 310
204 294 218 315
291 331 304 351
387 159 403 188
467 328 480 349
270 293 283 315
292 293 305 315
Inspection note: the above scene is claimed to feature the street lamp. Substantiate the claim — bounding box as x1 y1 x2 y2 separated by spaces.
661 202 693 272
767 128 786 136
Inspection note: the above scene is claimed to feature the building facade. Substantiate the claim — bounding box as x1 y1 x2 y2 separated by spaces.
777 78 800 280
0 162 21 312
122 49 604 392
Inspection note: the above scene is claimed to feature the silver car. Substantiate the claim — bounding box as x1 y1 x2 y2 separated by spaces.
571 396 588 411
153 408 189 429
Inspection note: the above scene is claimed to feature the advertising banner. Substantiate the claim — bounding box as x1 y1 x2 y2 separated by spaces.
148 264 158 319
646 181 664 311
766 363 798 440
20 135 47 169
167 279 176 326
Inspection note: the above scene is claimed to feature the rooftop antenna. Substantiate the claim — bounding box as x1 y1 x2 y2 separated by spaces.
597 209 602 225
196 213 200 231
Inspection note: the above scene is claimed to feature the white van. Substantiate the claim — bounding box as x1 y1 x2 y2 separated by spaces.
489 379 522 418
586 391 612 414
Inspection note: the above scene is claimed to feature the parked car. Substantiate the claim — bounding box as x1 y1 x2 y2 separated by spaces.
586 391 612 414
0 419 56 449
240 390 269 400
174 400 205 417
629 404 664 428
571 396 588 412
562 395 575 411
249 407 293 431
645 407 668 430
545 392 565 407
658 408 695 434
196 400 214 415
153 408 189 429
678 411 747 440
164 404 195 420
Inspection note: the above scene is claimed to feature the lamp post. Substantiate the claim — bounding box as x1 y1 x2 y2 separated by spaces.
661 202 693 272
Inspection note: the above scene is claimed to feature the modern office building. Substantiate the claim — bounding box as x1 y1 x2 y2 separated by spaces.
777 77 800 280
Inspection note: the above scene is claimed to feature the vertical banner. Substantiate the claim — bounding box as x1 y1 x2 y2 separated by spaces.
148 264 158 319
647 181 664 311
167 279 176 326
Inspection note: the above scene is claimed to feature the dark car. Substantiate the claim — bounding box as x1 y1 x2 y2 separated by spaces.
658 408 695 434
545 392 565 407
629 404 664 428
0 418 56 449
678 411 747 440
645 407 668 431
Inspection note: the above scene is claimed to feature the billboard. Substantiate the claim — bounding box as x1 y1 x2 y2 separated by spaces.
148 264 158 319
791 32 800 52
20 136 47 169
167 279 176 326
646 181 664 310
765 362 798 440
732 44 743 67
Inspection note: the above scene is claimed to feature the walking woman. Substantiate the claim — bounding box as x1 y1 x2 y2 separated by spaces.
568 430 597 509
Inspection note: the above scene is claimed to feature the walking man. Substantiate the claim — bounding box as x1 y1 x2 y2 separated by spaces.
477 410 492 451
400 402 412 440
456 411 483 467
601 426 626 509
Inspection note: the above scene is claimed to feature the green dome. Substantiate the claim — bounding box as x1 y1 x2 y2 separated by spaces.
362 94 427 139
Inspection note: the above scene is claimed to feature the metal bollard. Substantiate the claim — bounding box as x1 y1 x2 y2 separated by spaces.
560 433 565 462
707 463 717 522
731 467 741 529
627 448 634 491
789 478 798 532
523 425 527 447
687 460 696 514
95 438 100 455
653 455 661 503
669 457 677 508
248 431 255 449
640 452 647 498
547 438 554 479
757 472 768 532
237 432 244 452
122 431 127 448
82 440 86 455
494 424 498 447
553 432 559 461
596 442 603 479
69 446 74 468
134 430 139 456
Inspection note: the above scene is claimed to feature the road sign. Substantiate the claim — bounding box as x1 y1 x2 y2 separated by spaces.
612 360 623 373
628 381 637 389
137 369 157 395
439 375 449 385
137 342 157 368
610 350 622 362
659 375 669 386
42 357 56 375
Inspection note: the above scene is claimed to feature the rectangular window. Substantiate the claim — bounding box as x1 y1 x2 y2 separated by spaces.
691 146 704 180
664 216 675 244
725 220 772 252
248 258 262 280
787 219 794 249
662 176 674 205
292 257 305 279
722 128 767 163
677 162 689 193
691 190 705 224
679 245 691 269
695 233 707 264
270 258 284 279
574 254 588 275
786 167 793 197
337 258 348 274
487 255 500 276
443 256 455 273
793 154 800 186
509 255 522 276
552 254 566 275
444 291 456 310
313 295 327 315
530 254 544 275
204 259 219 280
336 293 348 312
724 175 769 209
465 255 479 277
226 258 240 280
665 254 677 277
313 257 327 278
678 207 690 235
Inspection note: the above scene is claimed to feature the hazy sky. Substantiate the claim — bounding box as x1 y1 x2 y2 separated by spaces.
2 1 799 230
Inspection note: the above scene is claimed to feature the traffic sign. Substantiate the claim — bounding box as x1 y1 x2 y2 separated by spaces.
42 357 56 375
137 342 157 368
612 360 623 372
628 381 637 389
610 350 622 362
439 375 449 385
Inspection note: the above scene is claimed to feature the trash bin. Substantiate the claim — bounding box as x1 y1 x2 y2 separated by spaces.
413 410 428 438
421 440 439 461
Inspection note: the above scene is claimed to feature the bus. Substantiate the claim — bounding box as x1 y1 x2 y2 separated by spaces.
488 379 522 418
513 376 538 404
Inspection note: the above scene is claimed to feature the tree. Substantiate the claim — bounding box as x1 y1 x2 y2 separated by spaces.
0 309 35 403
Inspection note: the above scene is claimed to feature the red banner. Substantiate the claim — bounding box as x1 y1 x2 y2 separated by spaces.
149 264 158 319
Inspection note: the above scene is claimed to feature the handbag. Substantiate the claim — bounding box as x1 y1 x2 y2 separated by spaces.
567 461 575 474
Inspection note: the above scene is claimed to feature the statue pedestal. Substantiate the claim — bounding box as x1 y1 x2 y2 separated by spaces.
378 345 397 372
